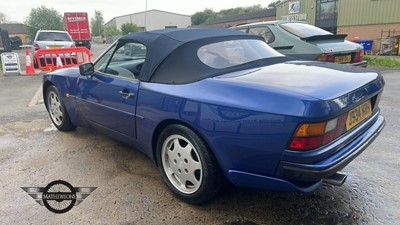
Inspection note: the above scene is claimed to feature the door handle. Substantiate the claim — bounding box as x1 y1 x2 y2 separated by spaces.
119 90 135 99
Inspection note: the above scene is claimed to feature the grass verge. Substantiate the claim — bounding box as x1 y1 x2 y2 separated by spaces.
364 56 400 68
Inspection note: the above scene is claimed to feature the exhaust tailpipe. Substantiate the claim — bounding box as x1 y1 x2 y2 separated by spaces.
323 172 347 186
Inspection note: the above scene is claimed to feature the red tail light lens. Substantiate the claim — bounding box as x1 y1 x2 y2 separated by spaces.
316 54 335 62
288 114 348 151
353 50 364 63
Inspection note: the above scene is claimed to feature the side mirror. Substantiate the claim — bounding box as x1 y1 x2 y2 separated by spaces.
79 62 94 75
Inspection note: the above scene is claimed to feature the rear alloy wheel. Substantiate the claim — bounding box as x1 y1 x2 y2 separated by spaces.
156 124 223 204
46 86 76 131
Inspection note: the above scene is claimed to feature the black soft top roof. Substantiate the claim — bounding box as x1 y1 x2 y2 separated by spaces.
117 28 286 83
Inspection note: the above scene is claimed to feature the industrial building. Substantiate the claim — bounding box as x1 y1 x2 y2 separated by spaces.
276 0 400 54
104 9 191 31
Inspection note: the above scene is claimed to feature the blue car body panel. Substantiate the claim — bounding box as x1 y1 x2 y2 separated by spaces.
42 28 385 193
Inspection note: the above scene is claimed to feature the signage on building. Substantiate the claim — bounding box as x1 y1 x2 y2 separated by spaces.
1 52 21 75
282 13 307 21
289 1 301 14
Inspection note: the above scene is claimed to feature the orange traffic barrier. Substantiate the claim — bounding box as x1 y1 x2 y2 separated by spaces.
25 49 36 75
33 47 93 71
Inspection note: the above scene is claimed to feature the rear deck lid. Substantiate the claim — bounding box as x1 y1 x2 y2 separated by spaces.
220 61 379 101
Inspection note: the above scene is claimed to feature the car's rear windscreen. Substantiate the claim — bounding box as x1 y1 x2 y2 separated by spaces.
37 32 72 42
280 23 332 38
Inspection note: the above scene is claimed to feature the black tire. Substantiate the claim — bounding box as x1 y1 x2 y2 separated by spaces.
45 85 76 131
156 124 223 204
85 42 91 50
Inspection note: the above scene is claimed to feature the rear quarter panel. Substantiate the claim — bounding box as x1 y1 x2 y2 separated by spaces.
135 67 384 179
135 81 314 178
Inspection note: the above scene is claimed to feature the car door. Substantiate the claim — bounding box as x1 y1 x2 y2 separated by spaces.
76 41 147 139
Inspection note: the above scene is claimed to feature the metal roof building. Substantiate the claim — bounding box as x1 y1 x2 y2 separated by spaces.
104 9 191 31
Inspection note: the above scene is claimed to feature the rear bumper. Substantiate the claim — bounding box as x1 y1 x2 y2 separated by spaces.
351 60 368 67
227 114 384 192
74 40 91 48
228 170 322 192
276 114 384 182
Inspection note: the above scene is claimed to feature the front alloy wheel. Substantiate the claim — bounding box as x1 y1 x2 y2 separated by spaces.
46 85 76 131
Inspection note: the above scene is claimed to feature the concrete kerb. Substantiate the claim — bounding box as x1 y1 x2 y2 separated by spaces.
28 84 43 107
21 69 44 76
23 70 46 106
2 69 45 76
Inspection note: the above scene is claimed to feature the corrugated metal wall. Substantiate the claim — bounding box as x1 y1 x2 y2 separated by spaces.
338 0 400 26
276 0 316 24
277 0 400 26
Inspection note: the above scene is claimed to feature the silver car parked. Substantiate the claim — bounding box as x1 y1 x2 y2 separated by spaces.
33 30 76 68
233 21 367 67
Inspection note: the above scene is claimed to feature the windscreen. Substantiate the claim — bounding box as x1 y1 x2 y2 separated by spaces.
280 23 332 38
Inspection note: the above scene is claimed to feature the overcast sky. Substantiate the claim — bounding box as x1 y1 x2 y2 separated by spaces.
1 0 276 24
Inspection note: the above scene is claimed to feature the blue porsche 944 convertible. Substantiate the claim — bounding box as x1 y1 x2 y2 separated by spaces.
43 28 385 204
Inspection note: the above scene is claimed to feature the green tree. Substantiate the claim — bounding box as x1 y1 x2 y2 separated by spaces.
268 1 281 9
91 10 104 37
191 9 216 25
24 6 63 40
219 4 264 17
0 12 9 24
102 25 120 37
191 5 268 25
120 22 140 35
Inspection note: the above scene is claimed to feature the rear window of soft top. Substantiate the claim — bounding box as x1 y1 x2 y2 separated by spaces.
197 39 282 69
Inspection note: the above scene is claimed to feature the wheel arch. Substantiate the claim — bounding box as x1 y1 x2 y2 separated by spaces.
151 119 216 168
43 80 55 110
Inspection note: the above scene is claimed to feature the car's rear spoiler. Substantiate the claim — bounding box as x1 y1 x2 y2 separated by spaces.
300 34 348 42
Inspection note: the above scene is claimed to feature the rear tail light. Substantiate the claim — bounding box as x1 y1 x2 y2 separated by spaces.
288 114 348 151
316 53 335 63
353 50 364 63
34 44 40 51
